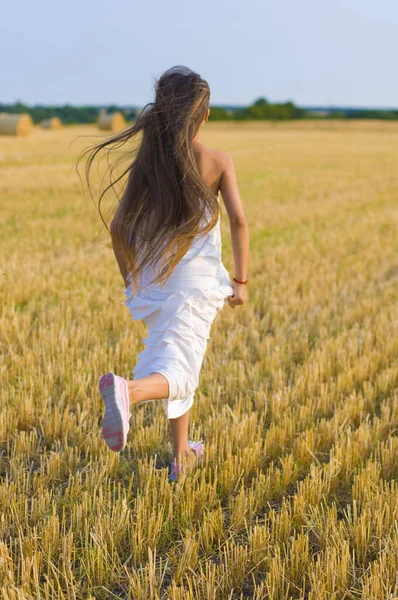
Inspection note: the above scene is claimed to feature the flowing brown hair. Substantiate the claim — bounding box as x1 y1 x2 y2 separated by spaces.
79 65 220 298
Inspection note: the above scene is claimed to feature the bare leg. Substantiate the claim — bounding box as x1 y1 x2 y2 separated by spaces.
127 373 169 406
169 410 191 460
127 374 192 460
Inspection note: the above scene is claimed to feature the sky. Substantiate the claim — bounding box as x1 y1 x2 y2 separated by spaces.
2 0 398 108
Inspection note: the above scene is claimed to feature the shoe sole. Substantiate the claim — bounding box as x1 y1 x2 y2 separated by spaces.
99 372 130 452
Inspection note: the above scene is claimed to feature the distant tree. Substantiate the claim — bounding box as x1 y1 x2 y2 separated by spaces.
253 97 269 106
208 106 230 121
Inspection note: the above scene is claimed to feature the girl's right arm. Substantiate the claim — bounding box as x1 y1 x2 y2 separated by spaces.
219 153 249 308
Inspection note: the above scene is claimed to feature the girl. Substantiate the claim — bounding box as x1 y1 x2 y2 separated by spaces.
84 65 249 481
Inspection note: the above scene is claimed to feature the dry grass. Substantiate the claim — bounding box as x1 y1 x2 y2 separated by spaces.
1 121 398 599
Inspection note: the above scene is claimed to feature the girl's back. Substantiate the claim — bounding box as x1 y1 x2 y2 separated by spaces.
192 139 224 197
121 141 235 419
132 141 228 291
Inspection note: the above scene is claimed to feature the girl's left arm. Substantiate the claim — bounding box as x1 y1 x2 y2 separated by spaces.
110 222 130 288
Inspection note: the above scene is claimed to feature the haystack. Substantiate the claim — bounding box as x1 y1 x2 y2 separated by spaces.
97 110 126 132
41 117 62 129
0 113 33 136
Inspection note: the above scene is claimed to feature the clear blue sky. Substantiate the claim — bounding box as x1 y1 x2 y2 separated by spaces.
2 0 397 108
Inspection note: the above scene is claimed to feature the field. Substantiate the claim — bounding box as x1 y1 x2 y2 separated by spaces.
1 121 398 599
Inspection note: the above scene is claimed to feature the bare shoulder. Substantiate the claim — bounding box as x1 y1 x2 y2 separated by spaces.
200 143 230 165
193 141 232 193
218 151 236 178
204 146 235 177
193 142 244 220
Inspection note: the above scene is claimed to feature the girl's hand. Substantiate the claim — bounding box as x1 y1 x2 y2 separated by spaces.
228 280 248 309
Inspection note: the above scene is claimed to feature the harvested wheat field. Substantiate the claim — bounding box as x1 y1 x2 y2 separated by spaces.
1 121 398 599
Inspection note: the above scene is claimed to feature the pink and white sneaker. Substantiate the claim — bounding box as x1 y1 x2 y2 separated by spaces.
169 440 205 482
98 372 132 452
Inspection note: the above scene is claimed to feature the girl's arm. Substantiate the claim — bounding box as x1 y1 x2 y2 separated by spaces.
110 220 130 288
219 153 249 308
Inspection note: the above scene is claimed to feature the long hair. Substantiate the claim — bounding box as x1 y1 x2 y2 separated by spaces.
79 65 220 298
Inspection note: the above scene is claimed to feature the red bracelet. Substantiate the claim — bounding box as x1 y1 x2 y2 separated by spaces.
233 277 248 285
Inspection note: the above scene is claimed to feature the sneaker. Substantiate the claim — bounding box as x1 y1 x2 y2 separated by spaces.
169 440 205 481
99 372 132 452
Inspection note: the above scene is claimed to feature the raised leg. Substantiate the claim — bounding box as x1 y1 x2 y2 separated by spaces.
127 373 169 405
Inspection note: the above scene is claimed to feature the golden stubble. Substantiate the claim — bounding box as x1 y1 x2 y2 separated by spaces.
0 121 398 599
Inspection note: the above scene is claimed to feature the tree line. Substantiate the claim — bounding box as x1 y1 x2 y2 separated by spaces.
1 99 397 124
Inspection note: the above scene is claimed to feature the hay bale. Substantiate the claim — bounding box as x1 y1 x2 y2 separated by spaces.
97 110 126 132
41 117 62 129
0 113 33 136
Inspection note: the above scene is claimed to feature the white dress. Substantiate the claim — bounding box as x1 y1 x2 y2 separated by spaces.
123 192 234 419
